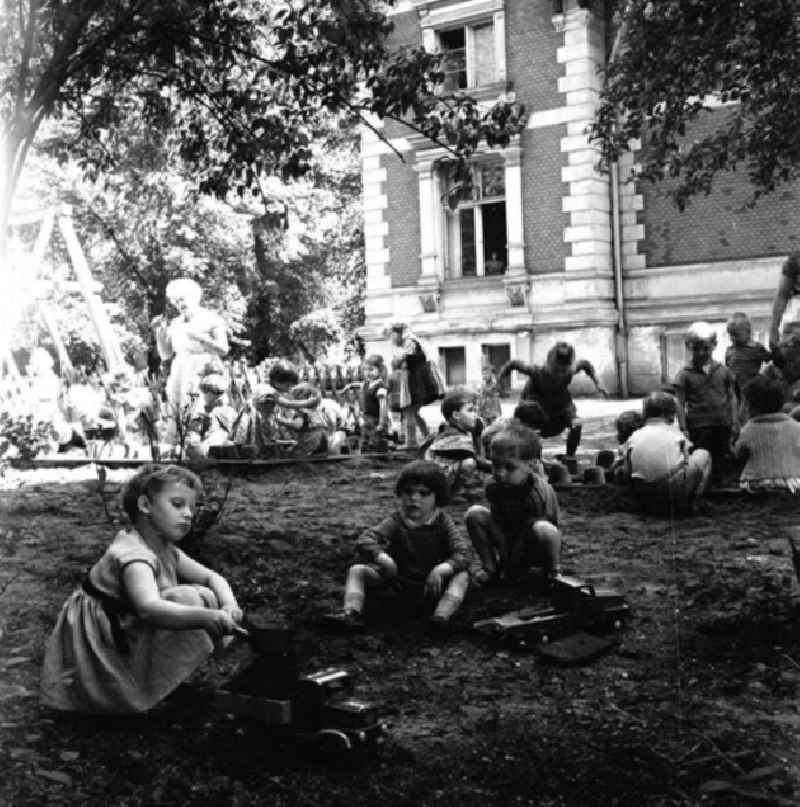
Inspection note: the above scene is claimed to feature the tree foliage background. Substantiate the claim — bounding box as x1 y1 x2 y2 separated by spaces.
1 0 525 370
593 0 800 210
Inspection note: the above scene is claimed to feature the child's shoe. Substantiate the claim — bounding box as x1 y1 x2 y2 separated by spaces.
320 610 366 634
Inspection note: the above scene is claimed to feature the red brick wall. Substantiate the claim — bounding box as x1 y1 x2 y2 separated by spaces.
506 0 563 112
641 110 800 265
382 153 421 288
522 126 570 274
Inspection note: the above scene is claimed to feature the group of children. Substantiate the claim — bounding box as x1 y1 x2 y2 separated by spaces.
42 413 563 714
617 314 800 514
38 314 800 717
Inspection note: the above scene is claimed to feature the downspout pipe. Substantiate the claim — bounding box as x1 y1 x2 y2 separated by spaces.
610 159 630 397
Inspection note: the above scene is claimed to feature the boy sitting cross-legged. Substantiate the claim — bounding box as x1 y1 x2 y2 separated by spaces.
466 423 562 587
623 392 711 515
324 461 473 633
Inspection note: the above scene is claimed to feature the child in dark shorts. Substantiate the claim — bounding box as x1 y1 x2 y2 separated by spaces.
466 423 562 587
325 461 473 632
675 322 738 482
497 342 607 459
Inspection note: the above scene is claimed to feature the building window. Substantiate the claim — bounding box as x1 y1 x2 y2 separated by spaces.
437 20 497 91
444 161 507 278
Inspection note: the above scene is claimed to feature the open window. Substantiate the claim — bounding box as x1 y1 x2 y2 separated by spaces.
444 161 508 278
437 21 497 91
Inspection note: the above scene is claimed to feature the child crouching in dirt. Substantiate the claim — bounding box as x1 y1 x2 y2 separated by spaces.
324 461 472 633
466 423 562 587
41 464 242 714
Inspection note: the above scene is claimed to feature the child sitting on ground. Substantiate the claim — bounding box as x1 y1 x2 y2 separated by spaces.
424 389 491 499
623 392 711 515
466 423 562 587
733 375 800 493
675 321 738 483
497 342 607 461
41 464 242 714
280 382 329 456
324 461 473 632
607 409 645 484
725 312 772 422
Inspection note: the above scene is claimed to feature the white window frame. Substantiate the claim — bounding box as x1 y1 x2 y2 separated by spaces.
419 0 506 89
443 161 507 279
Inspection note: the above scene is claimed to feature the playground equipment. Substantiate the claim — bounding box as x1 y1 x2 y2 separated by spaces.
1 205 127 387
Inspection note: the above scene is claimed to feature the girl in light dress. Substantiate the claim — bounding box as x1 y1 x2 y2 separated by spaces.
41 464 242 714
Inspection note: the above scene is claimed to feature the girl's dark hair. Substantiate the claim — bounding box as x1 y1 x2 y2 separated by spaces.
364 354 385 369
121 464 203 523
513 400 546 431
546 341 575 368
615 410 645 443
490 423 542 461
642 392 678 422
269 360 299 388
441 388 472 422
395 460 450 506
743 375 785 415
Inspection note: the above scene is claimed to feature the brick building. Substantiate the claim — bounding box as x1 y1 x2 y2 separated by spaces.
359 0 800 394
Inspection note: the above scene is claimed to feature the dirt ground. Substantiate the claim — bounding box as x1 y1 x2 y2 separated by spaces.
2 405 800 806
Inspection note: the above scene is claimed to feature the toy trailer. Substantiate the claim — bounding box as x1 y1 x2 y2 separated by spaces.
473 606 574 648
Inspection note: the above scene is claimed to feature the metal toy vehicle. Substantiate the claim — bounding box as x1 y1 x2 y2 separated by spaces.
215 620 384 757
473 606 574 648
550 575 630 630
473 575 630 651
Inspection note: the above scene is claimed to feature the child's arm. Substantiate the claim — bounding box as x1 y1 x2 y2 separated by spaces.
123 563 236 636
674 373 689 433
726 370 739 434
276 390 322 410
355 514 400 577
575 359 608 396
497 359 536 384
177 551 242 621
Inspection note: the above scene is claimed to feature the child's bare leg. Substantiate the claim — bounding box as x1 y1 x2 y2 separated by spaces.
465 505 505 578
433 571 469 621
566 420 582 457
343 564 383 614
530 520 563 576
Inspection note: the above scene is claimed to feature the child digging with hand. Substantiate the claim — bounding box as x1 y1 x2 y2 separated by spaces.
324 461 473 634
41 464 243 714
466 423 562 587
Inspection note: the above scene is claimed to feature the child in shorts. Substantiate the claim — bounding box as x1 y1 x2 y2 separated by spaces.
324 461 473 632
466 423 562 586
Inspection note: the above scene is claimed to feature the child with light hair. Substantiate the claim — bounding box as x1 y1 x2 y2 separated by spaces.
675 321 737 483
725 312 772 421
466 423 562 586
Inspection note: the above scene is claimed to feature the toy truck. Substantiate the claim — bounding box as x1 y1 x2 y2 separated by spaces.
473 606 574 648
215 620 384 757
550 575 630 631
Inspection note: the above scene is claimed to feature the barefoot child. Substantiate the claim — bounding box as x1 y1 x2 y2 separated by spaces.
41 464 242 713
325 461 472 632
466 423 562 587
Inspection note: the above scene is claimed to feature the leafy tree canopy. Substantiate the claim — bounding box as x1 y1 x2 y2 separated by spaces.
593 0 800 209
1 0 526 244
